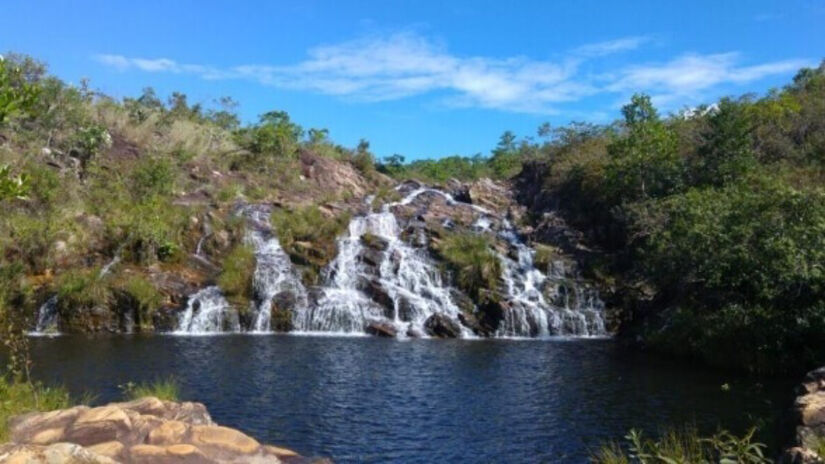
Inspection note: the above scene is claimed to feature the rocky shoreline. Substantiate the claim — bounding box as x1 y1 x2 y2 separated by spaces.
1 397 328 463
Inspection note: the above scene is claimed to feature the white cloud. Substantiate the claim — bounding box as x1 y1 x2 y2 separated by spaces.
572 36 650 57
608 53 811 104
93 33 810 114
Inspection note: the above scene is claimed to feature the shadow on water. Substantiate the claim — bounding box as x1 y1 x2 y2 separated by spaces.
24 335 791 463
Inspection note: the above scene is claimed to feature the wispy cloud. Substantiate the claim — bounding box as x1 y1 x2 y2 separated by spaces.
572 36 651 57
93 32 811 114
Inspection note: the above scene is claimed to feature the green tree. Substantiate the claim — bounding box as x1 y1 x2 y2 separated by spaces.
0 56 41 127
694 97 756 186
605 94 682 202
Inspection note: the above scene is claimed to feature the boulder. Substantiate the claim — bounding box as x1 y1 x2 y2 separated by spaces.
4 397 312 463
424 314 462 338
365 321 398 337
468 178 513 213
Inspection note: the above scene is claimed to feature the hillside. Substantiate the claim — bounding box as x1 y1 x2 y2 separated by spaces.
2 52 825 376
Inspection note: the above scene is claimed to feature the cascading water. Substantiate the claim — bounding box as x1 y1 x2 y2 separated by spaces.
294 196 471 337
171 184 605 339
30 295 59 336
494 220 605 337
174 286 238 334
174 205 308 334
241 206 308 333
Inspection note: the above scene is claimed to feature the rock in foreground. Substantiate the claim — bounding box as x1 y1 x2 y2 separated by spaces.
1 397 329 463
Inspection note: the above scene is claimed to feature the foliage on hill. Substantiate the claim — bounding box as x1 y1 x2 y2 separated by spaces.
0 52 383 343
516 60 825 375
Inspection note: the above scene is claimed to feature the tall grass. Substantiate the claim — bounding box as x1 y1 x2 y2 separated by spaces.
591 427 770 464
217 244 255 309
0 377 71 441
120 377 180 402
437 233 502 301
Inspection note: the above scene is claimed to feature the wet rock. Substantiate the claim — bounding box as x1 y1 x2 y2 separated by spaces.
424 314 462 338
365 321 397 337
361 279 394 314
360 248 385 269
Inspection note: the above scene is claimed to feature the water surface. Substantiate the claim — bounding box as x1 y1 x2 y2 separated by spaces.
28 336 788 463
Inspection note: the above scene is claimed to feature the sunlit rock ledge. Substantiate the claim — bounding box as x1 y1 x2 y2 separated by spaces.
0 396 330 463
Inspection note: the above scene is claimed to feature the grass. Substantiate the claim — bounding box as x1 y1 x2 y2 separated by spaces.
270 205 350 282
591 427 770 464
120 377 180 402
0 377 71 441
437 233 502 301
217 244 256 309
116 275 163 330
55 268 111 310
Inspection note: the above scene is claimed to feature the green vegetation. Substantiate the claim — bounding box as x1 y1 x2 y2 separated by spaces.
116 275 164 331
0 377 71 441
120 377 180 402
271 205 350 283
592 427 769 464
519 60 825 375
0 51 387 339
437 233 501 301
217 244 256 309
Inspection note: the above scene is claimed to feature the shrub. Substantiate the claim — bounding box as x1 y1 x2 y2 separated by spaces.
437 233 501 301
217 244 255 309
130 157 175 199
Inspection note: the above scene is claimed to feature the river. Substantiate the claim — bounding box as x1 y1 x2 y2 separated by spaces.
26 335 789 463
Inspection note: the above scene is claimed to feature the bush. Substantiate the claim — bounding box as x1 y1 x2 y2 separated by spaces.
130 157 175 199
217 244 255 310
437 233 501 301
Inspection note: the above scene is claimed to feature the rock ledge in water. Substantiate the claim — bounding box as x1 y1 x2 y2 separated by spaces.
1 396 330 464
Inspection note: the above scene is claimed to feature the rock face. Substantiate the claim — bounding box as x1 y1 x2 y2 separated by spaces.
2 397 327 464
783 367 825 463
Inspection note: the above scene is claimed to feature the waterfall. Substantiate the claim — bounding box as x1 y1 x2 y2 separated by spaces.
295 203 470 337
30 295 59 336
174 286 238 334
241 206 308 333
495 221 605 337
174 205 308 334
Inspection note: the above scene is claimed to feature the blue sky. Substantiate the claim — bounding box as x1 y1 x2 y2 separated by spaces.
1 1 822 160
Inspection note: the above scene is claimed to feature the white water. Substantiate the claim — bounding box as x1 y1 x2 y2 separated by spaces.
295 206 470 337
242 206 308 332
174 206 308 334
174 286 238 334
30 295 59 336
495 221 605 337
167 184 605 339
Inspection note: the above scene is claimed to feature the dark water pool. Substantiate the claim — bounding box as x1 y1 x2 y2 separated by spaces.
27 335 789 463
